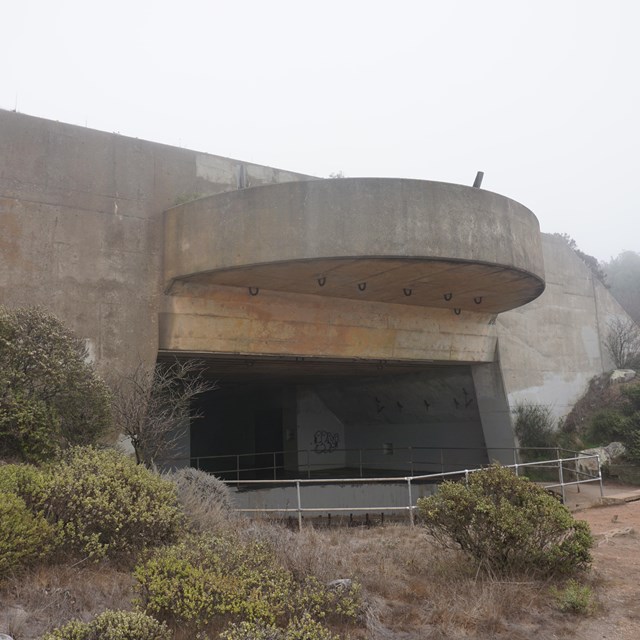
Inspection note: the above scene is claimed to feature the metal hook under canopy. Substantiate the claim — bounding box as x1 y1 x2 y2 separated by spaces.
249 287 259 296
403 288 412 297
358 282 367 292
444 292 453 301
454 308 461 315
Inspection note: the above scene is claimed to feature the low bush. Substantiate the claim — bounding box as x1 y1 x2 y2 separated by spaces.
417 465 592 577
0 462 48 505
40 609 172 640
37 447 184 560
168 467 233 532
135 535 293 629
0 490 57 578
135 533 361 634
220 614 341 640
551 579 594 614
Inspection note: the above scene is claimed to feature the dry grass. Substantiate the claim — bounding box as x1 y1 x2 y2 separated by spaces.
0 563 134 639
0 517 588 640
229 521 574 639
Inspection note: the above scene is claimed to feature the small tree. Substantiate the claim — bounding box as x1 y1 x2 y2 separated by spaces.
0 306 111 462
111 360 217 467
604 317 640 369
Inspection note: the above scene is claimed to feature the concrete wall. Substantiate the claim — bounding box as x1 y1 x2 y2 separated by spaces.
0 110 312 376
159 281 498 363
308 369 489 472
498 233 630 419
296 389 347 471
2 109 636 460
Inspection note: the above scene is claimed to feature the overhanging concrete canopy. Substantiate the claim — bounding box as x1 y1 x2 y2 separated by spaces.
164 178 545 314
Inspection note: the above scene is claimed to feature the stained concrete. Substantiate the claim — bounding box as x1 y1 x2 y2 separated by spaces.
1 109 636 471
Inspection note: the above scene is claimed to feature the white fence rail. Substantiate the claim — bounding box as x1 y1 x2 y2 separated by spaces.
226 454 603 530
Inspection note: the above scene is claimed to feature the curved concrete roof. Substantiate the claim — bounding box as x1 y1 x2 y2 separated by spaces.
164 178 545 314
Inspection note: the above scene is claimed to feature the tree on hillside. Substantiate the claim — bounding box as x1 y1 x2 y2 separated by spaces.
111 360 217 467
553 233 608 285
0 306 111 462
602 251 640 324
605 317 640 370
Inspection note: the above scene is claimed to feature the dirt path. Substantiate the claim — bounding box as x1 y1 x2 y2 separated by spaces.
572 498 640 639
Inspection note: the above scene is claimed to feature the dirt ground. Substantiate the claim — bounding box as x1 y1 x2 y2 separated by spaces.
570 495 640 640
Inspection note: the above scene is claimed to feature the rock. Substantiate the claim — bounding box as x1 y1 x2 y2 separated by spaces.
327 578 353 590
578 442 626 476
605 441 626 460
610 369 636 384
577 447 607 475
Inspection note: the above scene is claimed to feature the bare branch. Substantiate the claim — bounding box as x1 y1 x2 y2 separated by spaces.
604 317 640 369
111 360 217 467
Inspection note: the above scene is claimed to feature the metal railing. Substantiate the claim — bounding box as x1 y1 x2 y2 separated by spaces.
169 446 582 481
224 453 603 530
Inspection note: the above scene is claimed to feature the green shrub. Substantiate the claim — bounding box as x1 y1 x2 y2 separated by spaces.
41 609 172 640
293 576 361 622
417 465 592 577
38 447 183 560
220 614 341 640
587 408 627 445
0 306 111 463
512 403 558 461
0 490 57 577
0 462 48 504
135 534 294 629
135 534 361 633
551 579 594 614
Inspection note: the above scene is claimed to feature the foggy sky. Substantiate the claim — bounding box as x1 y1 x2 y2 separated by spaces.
2 0 638 262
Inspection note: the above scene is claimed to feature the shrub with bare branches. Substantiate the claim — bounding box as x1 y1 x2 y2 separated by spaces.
111 360 217 467
605 317 640 370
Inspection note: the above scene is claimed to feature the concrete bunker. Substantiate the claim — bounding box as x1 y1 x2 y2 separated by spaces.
159 177 542 480
165 354 499 479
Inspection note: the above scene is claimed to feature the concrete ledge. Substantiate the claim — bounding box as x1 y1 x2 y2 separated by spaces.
164 178 545 313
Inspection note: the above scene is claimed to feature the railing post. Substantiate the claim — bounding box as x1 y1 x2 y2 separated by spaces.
464 469 469 486
597 454 604 499
296 481 302 531
513 448 518 467
407 478 414 526
558 458 566 504
514 462 519 476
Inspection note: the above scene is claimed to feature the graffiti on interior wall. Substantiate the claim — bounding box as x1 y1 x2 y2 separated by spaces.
313 430 340 454
453 387 475 410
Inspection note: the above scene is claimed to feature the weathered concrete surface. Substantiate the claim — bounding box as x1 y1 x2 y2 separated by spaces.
0 110 312 375
498 234 631 419
159 280 497 363
164 178 545 313
2 109 637 461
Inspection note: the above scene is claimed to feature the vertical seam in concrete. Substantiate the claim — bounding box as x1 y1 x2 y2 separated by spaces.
590 271 605 372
